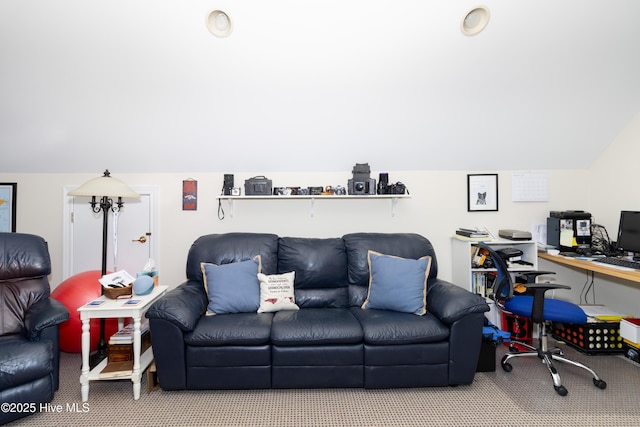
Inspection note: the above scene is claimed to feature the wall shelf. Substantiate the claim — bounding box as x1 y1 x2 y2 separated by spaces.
215 194 411 218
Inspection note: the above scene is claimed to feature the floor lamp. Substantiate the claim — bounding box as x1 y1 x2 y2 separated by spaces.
68 169 140 368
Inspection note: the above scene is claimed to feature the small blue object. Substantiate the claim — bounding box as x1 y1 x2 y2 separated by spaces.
483 321 511 343
133 275 154 296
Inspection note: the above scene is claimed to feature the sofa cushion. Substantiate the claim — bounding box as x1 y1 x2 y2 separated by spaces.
1 233 52 336
186 233 279 283
0 335 53 390
351 308 449 345
184 312 273 346
342 233 438 307
201 257 261 315
257 272 299 313
361 251 431 315
277 237 349 308
271 308 362 345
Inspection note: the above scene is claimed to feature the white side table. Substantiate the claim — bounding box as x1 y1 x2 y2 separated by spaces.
77 285 168 402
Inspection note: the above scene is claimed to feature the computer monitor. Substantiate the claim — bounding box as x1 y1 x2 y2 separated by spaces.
616 211 640 254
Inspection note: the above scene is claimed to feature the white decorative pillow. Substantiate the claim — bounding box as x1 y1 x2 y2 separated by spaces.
257 271 299 313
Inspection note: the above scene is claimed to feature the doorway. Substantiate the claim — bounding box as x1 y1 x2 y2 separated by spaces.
63 185 158 281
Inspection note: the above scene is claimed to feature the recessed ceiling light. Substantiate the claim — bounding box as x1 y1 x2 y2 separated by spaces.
461 6 490 36
206 10 233 38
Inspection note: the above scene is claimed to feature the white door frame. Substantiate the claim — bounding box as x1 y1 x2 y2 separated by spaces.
62 185 159 281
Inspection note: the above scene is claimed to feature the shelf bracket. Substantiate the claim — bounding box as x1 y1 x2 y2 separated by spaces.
391 197 399 217
310 197 315 218
227 199 234 218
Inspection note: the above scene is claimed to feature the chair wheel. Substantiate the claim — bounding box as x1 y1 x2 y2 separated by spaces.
501 360 513 372
554 385 568 396
593 379 607 389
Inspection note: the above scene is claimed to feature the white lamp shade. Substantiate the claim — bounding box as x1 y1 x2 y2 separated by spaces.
68 171 140 198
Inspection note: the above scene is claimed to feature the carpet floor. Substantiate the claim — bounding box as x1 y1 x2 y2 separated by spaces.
7 340 640 427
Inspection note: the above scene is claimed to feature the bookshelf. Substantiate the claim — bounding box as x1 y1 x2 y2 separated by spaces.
451 237 539 298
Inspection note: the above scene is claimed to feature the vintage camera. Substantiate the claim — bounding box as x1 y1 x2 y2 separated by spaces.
223 174 234 196
347 163 376 195
308 187 323 196
333 185 346 195
273 187 300 196
231 187 241 196
379 181 407 195
298 187 310 196
377 172 406 194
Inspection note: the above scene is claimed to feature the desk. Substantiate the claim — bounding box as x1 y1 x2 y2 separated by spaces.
77 286 168 402
538 253 640 283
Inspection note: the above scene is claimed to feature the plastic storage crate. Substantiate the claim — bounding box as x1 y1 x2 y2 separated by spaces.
551 322 624 354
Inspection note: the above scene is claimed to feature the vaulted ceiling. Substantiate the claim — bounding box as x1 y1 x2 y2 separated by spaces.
1 1 639 173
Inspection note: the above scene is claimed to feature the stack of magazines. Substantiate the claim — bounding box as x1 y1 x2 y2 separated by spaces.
455 228 491 241
109 319 150 345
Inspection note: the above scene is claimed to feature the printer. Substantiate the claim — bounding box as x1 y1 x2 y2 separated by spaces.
547 210 592 250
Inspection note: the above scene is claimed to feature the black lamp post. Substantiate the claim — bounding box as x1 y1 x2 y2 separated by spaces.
68 169 140 368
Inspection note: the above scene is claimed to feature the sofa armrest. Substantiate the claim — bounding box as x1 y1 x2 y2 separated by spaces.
427 278 489 325
24 298 70 341
145 280 207 332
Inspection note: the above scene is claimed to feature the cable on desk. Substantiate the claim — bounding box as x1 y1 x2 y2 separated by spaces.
579 271 596 305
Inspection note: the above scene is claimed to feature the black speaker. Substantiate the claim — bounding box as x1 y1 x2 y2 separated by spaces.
223 174 234 196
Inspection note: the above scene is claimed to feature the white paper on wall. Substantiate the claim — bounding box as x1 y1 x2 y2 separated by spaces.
512 172 549 202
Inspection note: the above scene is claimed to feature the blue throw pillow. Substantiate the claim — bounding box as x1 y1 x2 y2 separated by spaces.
362 250 431 315
201 256 262 315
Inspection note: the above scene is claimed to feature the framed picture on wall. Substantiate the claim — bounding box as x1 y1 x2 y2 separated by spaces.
0 183 17 232
467 174 498 212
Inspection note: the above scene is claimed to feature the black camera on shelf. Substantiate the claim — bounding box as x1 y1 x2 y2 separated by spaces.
375 172 407 195
348 179 376 195
348 163 376 195
378 181 406 195
273 187 294 196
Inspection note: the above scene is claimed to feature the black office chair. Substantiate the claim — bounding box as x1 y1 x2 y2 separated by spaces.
478 243 607 396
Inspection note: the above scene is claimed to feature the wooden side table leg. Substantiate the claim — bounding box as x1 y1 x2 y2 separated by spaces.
132 315 142 400
80 318 90 402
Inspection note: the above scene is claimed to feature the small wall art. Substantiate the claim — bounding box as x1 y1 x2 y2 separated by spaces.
182 179 197 211
467 174 498 212
0 183 17 232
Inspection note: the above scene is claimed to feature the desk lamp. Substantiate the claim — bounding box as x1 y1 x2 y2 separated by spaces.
68 169 140 368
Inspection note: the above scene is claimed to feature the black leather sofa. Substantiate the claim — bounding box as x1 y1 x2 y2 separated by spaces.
146 232 489 390
0 233 70 425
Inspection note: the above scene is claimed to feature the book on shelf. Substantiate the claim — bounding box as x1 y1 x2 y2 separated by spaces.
453 234 492 242
456 228 490 238
99 360 133 378
108 331 152 362
109 320 150 344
